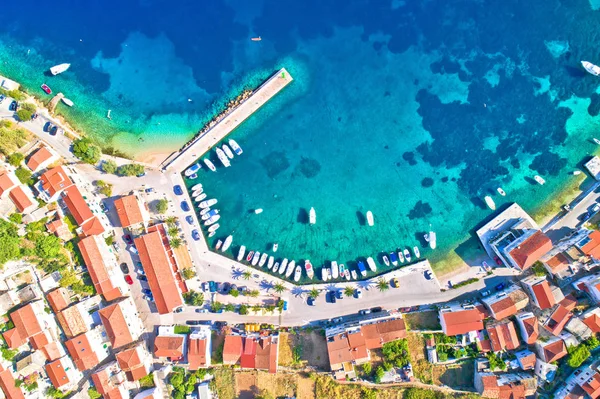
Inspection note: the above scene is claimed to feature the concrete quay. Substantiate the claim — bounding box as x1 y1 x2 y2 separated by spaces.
164 68 293 172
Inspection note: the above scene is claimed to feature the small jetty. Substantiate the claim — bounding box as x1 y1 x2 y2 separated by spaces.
48 92 64 113
163 68 293 171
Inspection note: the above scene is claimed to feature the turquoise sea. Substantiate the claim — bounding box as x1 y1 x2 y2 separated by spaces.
2 0 600 278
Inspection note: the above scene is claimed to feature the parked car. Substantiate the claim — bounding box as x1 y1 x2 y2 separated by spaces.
592 203 600 214
355 289 363 299
123 234 133 245
136 266 146 276
332 317 343 324
112 242 121 253
481 289 492 297
391 277 400 287
208 281 217 293
145 187 155 193
424 271 432 280
180 201 190 212
43 121 52 132
307 297 316 306
185 215 194 225
214 321 228 329
99 202 107 212
128 246 139 255
0 95 4 103
495 282 506 291
192 229 200 241
142 289 152 296
173 185 183 195
174 307 184 313
119 263 129 274
9 101 17 111
371 306 383 313
124 275 134 285
49 126 58 136
137 275 147 282
221 282 231 294
143 295 154 302
186 320 205 326
359 309 371 315
195 308 208 313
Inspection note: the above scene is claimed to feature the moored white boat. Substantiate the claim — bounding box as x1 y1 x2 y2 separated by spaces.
326 268 332 280
222 144 234 159
192 188 204 197
191 184 203 191
413 246 420 258
216 148 231 167
50 63 70 75
200 207 212 216
202 210 219 220
366 211 374 226
339 264 346 279
272 262 280 273
279 259 289 275
267 256 274 269
294 265 302 282
342 264 350 280
208 231 216 238
246 251 255 262
309 207 316 224
404 249 412 263
237 245 246 261
185 163 201 176
534 175 546 185
259 253 268 267
204 159 216 172
215 240 223 250
582 61 600 76
222 235 233 252
208 223 220 233
331 261 338 279
286 260 295 278
252 252 260 266
254 209 263 214
351 270 358 280
367 257 377 272
398 251 404 263
383 255 390 267
204 214 220 226
229 139 243 155
321 268 328 281
497 187 506 196
594 138 600 145
484 195 496 210
273 243 278 252
572 171 582 176
305 260 314 279
194 193 207 202
424 230 437 250
61 98 74 107
357 261 367 277
199 199 217 208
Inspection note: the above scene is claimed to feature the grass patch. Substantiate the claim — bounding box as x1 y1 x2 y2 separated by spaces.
430 250 467 277
451 277 479 289
404 311 442 331
211 368 236 399
173 325 190 335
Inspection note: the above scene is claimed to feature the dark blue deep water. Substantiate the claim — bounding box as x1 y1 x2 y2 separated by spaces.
2 0 600 276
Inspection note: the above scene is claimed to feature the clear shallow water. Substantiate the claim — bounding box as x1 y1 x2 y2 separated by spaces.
2 0 600 278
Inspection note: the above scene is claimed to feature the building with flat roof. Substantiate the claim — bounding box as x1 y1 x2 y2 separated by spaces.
134 225 184 314
99 297 144 350
585 156 600 180
114 194 148 229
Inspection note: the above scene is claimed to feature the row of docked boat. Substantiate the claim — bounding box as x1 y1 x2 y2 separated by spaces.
236 246 310 282
191 184 221 237
184 139 243 177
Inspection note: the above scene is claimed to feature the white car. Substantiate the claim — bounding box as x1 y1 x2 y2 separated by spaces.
128 246 139 255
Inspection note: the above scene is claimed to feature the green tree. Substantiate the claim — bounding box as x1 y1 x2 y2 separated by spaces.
273 283 286 294
35 234 62 259
362 362 372 375
168 227 179 237
344 286 356 297
585 335 600 350
361 387 377 399
182 291 204 306
101 159 118 174
230 288 239 297
15 103 36 121
251 304 262 313
165 216 177 225
15 166 33 185
567 344 591 368
308 288 320 299
374 366 385 383
225 303 235 312
87 388 102 399
99 184 113 197
117 163 145 176
248 289 259 298
377 278 390 292
486 352 506 370
156 199 169 214
211 302 224 313
1 346 18 361
181 268 196 280
382 339 410 367
6 152 23 167
239 304 249 315
531 261 547 277
265 305 276 313
170 238 183 249
72 137 101 164
403 388 444 399
8 213 22 224
242 270 252 280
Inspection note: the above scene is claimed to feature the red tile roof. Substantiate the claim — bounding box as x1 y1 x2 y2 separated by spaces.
2 328 25 349
583 310 600 333
154 336 185 359
0 365 24 399
46 288 71 313
116 346 148 381
441 307 485 336
81 216 105 237
40 166 73 198
0 169 16 197
518 315 539 344
45 358 70 388
10 303 42 342
582 231 600 259
9 186 33 213
26 146 54 172
99 302 135 350
361 318 407 348
508 231 552 270
134 230 183 314
541 339 567 363
78 236 123 302
114 195 144 228
62 186 93 225
531 280 555 310
543 305 572 336
545 253 570 273
30 330 51 351
223 335 243 365
580 372 600 399
42 342 64 362
487 321 520 352
516 351 536 370
188 336 209 370
488 296 518 320
560 294 578 311
65 334 99 371
254 336 278 374
91 368 127 399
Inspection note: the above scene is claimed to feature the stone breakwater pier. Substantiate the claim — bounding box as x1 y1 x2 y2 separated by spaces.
163 68 293 171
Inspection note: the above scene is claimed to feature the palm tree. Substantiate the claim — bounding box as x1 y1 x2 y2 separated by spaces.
251 304 262 313
344 286 356 298
308 288 320 299
242 271 252 280
274 283 286 294
376 278 390 292
165 216 177 226
265 305 276 313
248 289 259 298
170 238 182 249
167 227 179 238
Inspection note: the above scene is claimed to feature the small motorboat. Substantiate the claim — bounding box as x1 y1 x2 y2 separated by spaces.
251 36 262 41
254 209 263 214
294 265 302 282
326 268 332 280
221 235 233 252
342 264 350 280
357 261 367 277
229 139 243 155
339 264 346 279
204 159 216 172
413 246 421 258
367 257 377 272
185 163 201 177
200 207 212 216
194 193 207 202
390 252 398 266
309 207 316 224
485 195 496 210
237 246 246 261
497 187 506 196
222 144 234 159
199 199 217 208
286 260 295 278
259 253 268 267
216 148 231 167
424 229 437 250
204 214 220 226
382 255 390 267
272 262 280 273
208 231 216 238
321 268 328 281
404 249 412 263
351 270 358 280
202 209 219 220
273 243 278 252
50 63 70 75
582 60 600 76
189 173 197 179
572 171 582 176
305 260 314 279
594 138 600 145
267 256 274 269
208 223 220 233
41 84 52 94
252 251 260 266
534 175 546 185
215 240 223 250
366 211 374 226
191 184 203 191
246 250 255 262
62 98 74 107
331 261 338 279
192 188 204 197
279 259 289 275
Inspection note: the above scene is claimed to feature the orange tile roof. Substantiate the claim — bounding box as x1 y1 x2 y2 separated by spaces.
0 169 16 197
99 302 134 349
91 368 127 399
188 336 208 370
78 236 122 302
541 339 567 363
8 186 33 213
2 328 25 349
489 296 518 320
516 351 536 370
134 230 183 314
46 288 71 313
560 294 578 311
531 280 555 310
26 146 54 172
508 231 553 270
582 231 600 259
40 166 73 198
116 346 148 381
580 372 600 399
62 186 93 225
583 311 600 333
487 321 520 352
30 330 51 351
362 318 407 348
543 305 572 336
10 303 42 342
223 335 243 364
65 334 99 371
545 253 570 273
254 336 278 374
45 358 70 388
441 308 485 336
81 216 105 237
114 195 144 228
518 315 539 344
154 336 185 358
0 365 24 399
42 342 64 362
56 306 88 338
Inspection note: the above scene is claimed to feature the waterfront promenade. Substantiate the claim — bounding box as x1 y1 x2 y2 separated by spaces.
164 68 293 171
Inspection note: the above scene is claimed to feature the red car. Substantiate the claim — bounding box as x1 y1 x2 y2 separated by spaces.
124 275 134 285
41 84 52 95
